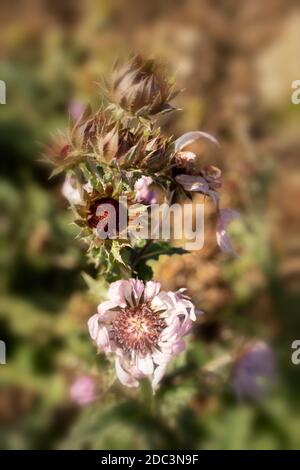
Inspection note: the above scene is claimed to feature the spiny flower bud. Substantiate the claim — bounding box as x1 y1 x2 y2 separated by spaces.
43 132 76 174
70 108 173 172
43 107 111 173
112 55 179 117
134 134 174 173
71 107 116 156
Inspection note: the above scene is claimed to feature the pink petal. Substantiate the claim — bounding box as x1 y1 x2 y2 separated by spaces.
127 362 146 380
129 279 145 305
134 175 152 193
151 291 171 312
87 314 99 341
115 357 139 388
152 365 167 391
152 349 172 365
144 281 161 301
182 302 196 322
207 190 220 208
97 300 119 320
107 280 131 307
160 316 181 341
175 174 209 193
136 354 154 376
174 292 196 321
174 131 219 152
134 176 157 205
62 176 82 205
166 290 197 322
179 316 193 336
216 208 240 256
95 325 111 353
171 339 185 355
160 342 177 355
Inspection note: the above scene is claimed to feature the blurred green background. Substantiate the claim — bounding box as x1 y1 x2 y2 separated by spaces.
0 0 300 449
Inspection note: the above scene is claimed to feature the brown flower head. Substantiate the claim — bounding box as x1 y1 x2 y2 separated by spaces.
75 183 128 237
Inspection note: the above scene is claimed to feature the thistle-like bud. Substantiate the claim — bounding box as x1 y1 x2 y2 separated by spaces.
71 107 116 155
140 134 173 172
111 55 179 117
43 107 111 173
43 133 73 171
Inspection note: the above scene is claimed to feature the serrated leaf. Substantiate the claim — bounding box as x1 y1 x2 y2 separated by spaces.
138 240 188 262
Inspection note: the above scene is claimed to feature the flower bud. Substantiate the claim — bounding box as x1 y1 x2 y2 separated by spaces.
232 341 275 401
174 151 198 174
112 55 178 116
134 176 156 205
69 375 98 406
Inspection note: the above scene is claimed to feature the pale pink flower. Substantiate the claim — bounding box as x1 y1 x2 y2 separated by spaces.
175 173 220 206
88 279 199 391
216 208 240 256
174 131 219 152
134 176 156 205
200 165 222 191
69 375 98 406
62 175 83 205
62 175 93 206
174 131 239 256
233 341 275 401
174 131 221 206
175 174 209 193
176 175 239 255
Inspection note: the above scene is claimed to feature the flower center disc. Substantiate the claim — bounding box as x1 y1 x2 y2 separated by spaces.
87 197 126 234
111 305 166 355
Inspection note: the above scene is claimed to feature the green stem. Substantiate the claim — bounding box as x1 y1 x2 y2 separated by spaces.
131 239 154 269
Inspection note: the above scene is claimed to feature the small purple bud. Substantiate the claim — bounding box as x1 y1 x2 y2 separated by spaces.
232 341 275 401
69 100 85 121
134 176 157 205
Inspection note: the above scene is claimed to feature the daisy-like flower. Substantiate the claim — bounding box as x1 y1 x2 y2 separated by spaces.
88 279 199 391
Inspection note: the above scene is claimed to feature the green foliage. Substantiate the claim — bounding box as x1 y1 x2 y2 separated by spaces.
133 241 188 281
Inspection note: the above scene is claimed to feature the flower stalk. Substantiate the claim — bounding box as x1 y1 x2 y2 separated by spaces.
45 54 241 393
